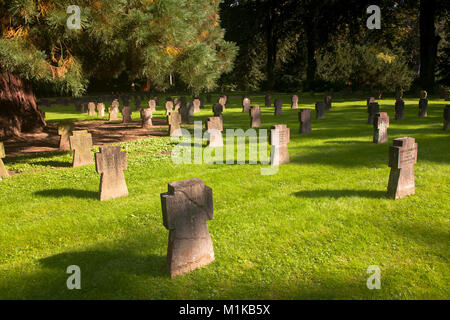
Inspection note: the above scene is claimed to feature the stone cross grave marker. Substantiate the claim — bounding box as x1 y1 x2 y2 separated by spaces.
419 98 428 117
387 137 418 200
165 100 174 116
373 112 390 144
193 99 201 113
270 124 290 165
148 99 156 112
367 102 379 124
444 105 450 131
168 112 182 137
395 99 405 120
97 103 105 117
242 97 251 113
250 105 261 128
0 142 9 180
109 100 120 121
160 178 214 278
141 108 153 129
122 106 132 123
265 94 271 107
291 95 299 109
274 99 283 116
299 109 312 134
69 130 94 167
58 121 74 151
315 102 325 120
95 146 128 201
325 95 332 110
88 102 96 116
206 117 223 147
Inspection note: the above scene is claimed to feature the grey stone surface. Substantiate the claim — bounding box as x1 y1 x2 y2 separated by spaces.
291 95 299 109
419 98 428 117
274 99 283 116
95 146 128 201
58 121 74 151
373 112 389 144
250 105 261 128
168 112 182 137
367 102 379 124
242 97 251 113
206 117 223 147
315 102 325 120
270 124 290 165
299 109 312 134
69 130 94 167
395 99 405 120
140 108 153 128
122 106 132 123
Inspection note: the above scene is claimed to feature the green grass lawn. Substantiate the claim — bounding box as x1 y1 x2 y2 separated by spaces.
1 93 449 299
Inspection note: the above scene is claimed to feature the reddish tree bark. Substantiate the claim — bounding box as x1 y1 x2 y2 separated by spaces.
0 72 46 138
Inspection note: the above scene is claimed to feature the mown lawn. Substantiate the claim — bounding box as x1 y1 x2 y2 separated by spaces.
0 93 449 299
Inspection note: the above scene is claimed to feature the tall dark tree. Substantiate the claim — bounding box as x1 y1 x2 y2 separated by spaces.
419 0 439 91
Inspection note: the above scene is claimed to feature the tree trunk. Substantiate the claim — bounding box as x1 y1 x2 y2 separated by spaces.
305 22 317 92
419 0 439 92
0 72 46 138
266 0 277 90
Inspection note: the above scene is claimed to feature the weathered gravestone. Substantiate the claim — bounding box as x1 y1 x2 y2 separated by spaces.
291 95 299 109
168 112 182 137
88 102 96 116
270 124 290 165
250 105 261 128
160 178 214 278
265 94 271 108
148 99 157 112
95 146 128 201
193 99 201 113
122 106 132 123
165 100 174 116
0 142 9 180
395 99 405 120
58 121 74 151
206 117 223 147
387 137 418 200
324 95 332 111
367 102 380 124
69 130 94 167
212 103 223 120
274 99 283 116
140 108 153 128
97 103 105 117
242 97 251 113
180 102 193 124
298 109 312 134
419 98 428 117
315 102 325 120
373 112 390 144
109 105 120 121
218 96 227 110
444 105 450 131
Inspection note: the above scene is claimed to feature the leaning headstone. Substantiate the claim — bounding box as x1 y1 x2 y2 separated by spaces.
250 105 261 128
291 95 299 109
122 106 132 123
148 99 157 112
395 98 405 120
419 98 428 117
270 124 290 165
88 102 96 116
69 130 94 167
165 100 174 116
298 109 312 134
168 112 182 137
193 99 201 113
265 94 271 108
274 99 282 116
206 117 223 147
315 102 325 120
58 121 74 151
444 105 450 131
95 146 128 201
324 95 332 110
160 178 214 278
373 112 390 144
141 108 153 128
97 103 105 117
242 97 251 113
367 102 379 124
0 142 9 180
387 137 418 200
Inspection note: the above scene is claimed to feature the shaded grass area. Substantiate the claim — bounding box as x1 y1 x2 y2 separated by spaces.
0 93 449 299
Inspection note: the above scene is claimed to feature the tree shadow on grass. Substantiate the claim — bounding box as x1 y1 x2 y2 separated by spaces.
34 188 98 199
293 189 387 199
33 160 72 168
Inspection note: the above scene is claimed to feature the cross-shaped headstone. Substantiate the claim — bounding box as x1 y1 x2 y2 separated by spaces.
97 103 105 117
122 106 132 123
193 99 201 113
160 177 214 277
148 99 156 112
265 94 271 107
298 108 312 134
88 102 96 116
444 105 450 131
387 137 418 199
58 121 74 151
141 108 153 128
373 112 390 144
367 102 379 124
315 101 325 120
165 101 174 116
274 99 283 115
395 99 405 120
270 124 290 165
69 130 94 167
242 97 251 113
95 146 128 201
168 112 182 137
250 105 261 128
0 141 9 180
291 95 299 109
206 117 223 147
